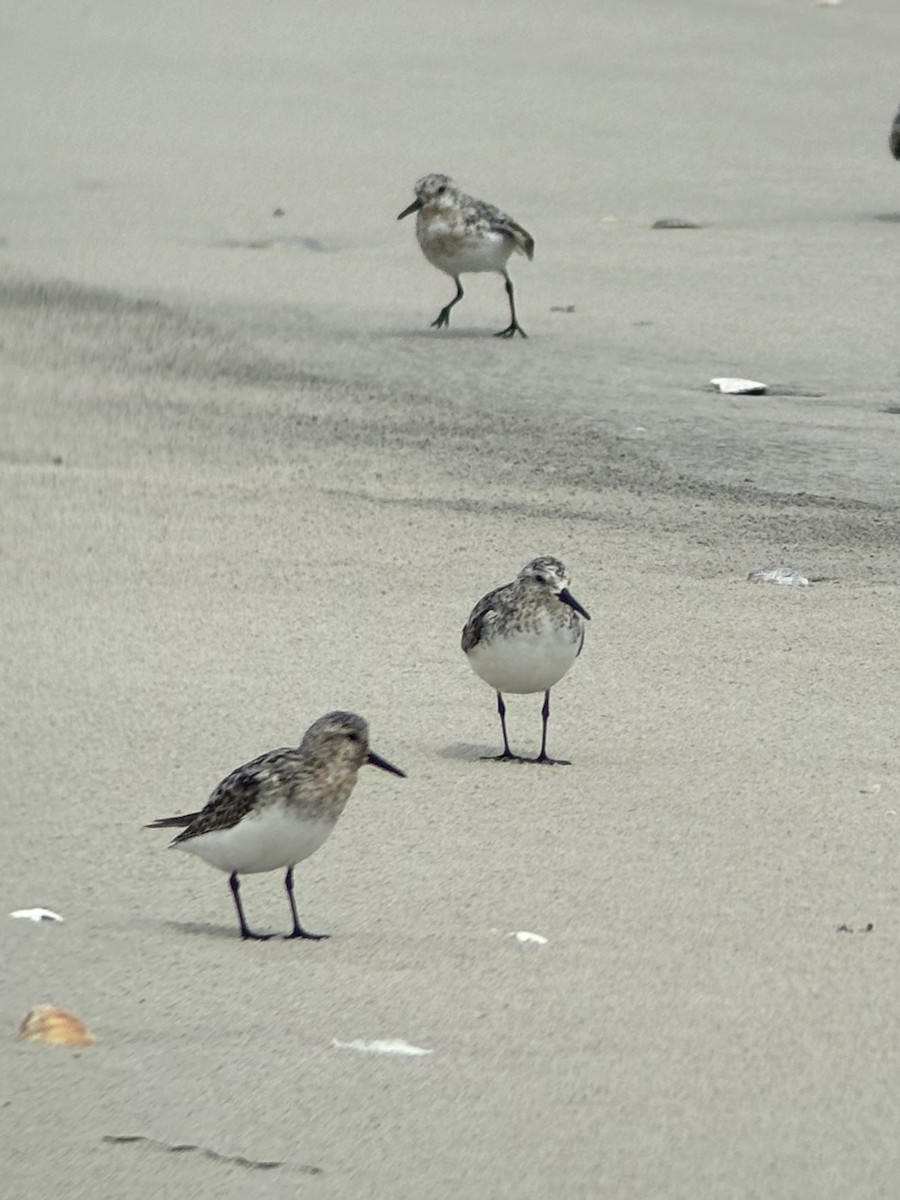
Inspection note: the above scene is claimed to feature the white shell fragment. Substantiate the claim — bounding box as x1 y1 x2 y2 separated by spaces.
710 377 767 395
332 1038 432 1057
509 931 548 945
10 908 64 923
747 565 811 587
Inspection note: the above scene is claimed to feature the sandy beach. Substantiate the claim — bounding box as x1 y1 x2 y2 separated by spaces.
3 2 900 1197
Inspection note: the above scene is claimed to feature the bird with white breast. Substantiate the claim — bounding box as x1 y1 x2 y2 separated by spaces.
461 557 590 765
398 173 534 338
146 711 405 941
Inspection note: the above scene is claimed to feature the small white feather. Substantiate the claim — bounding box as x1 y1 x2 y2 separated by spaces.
332 1038 433 1056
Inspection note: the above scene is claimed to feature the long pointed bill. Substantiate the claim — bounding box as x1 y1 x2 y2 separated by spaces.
397 197 423 220
559 588 591 620
367 750 407 778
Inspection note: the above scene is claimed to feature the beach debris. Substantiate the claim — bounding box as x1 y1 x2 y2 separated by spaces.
653 217 702 229
859 784 882 796
817 0 842 7
747 565 810 587
9 908 64 923
550 305 576 313
836 923 873 934
710 377 767 395
272 207 286 217
508 930 548 945
102 1135 322 1175
331 1038 432 1057
18 1004 96 1047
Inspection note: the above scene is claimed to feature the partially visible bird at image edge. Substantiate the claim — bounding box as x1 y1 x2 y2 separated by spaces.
398 173 534 338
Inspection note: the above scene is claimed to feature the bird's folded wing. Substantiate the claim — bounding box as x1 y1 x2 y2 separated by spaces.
169 748 294 841
461 586 506 652
492 217 534 261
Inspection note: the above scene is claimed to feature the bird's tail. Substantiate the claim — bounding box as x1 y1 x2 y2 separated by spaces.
144 812 199 830
500 218 534 261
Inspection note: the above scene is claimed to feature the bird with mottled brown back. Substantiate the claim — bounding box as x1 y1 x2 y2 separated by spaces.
398 174 534 337
146 711 405 941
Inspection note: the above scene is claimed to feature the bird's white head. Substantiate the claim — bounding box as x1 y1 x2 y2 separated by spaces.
518 557 591 620
397 173 461 220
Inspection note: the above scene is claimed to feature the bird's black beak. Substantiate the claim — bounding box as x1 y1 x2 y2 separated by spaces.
559 588 591 620
367 750 407 778
397 197 423 221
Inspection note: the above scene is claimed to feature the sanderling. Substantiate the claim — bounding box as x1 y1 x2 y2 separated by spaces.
146 711 405 941
397 173 534 338
461 557 590 765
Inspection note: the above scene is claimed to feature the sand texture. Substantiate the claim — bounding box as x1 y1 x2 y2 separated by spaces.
2 2 900 1197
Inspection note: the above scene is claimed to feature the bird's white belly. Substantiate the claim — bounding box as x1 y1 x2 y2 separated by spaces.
467 626 580 694
420 225 512 275
179 807 336 875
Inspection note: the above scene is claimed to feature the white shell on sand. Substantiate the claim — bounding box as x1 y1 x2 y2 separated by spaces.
710 377 767 395
332 1038 432 1056
747 565 810 587
9 908 64 922
509 930 548 945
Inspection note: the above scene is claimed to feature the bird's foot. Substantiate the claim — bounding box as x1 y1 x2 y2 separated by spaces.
284 928 330 941
480 751 530 763
494 322 527 339
240 929 275 941
532 753 571 766
431 308 452 330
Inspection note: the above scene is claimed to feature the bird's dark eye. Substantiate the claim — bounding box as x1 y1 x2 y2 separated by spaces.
535 574 546 584
436 186 446 195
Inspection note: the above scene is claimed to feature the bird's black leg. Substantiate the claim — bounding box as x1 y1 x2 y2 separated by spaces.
283 866 329 940
534 690 571 765
229 872 272 941
481 691 527 762
494 271 527 339
432 276 464 330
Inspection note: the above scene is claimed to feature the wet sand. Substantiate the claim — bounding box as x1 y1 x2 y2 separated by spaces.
2 2 900 1197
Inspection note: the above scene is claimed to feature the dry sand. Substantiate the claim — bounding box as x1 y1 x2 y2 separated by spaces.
2 2 900 1197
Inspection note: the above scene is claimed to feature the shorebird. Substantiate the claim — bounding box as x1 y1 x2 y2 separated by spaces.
146 711 405 940
397 173 534 338
890 103 900 160
461 557 590 765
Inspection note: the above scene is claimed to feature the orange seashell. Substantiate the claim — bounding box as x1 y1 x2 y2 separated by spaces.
18 1004 97 1047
